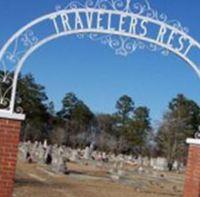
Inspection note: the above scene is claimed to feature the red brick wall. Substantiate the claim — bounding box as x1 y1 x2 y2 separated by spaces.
184 144 200 197
0 118 21 197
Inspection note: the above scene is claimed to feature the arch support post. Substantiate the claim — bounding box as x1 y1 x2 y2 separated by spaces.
184 138 200 197
0 113 25 197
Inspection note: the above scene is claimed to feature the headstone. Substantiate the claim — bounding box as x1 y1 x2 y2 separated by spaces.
143 157 150 166
43 139 48 149
84 146 90 160
30 141 38 161
45 145 53 165
138 166 145 174
56 157 68 174
150 158 156 168
19 142 29 161
173 160 178 171
153 157 168 171
38 143 45 164
70 150 79 162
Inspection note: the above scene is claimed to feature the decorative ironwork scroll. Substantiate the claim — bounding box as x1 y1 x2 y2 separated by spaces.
57 0 189 56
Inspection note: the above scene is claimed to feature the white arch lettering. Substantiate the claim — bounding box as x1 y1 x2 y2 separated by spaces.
48 9 197 60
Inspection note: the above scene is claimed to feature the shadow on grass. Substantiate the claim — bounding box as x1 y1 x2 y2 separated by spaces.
142 190 182 197
14 178 72 189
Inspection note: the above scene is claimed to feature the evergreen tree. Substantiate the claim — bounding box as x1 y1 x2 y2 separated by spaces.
17 74 49 141
115 95 134 124
156 94 200 170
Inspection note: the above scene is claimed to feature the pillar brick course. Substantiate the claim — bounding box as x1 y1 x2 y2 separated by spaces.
184 142 200 197
0 118 21 197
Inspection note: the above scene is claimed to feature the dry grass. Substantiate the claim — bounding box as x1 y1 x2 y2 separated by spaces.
14 160 184 197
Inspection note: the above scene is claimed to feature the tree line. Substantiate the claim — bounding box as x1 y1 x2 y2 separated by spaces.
15 73 200 169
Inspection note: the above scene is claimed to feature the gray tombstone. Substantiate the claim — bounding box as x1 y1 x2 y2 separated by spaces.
84 146 90 160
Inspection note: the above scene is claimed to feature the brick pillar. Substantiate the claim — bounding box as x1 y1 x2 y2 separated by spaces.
184 138 200 197
0 117 23 197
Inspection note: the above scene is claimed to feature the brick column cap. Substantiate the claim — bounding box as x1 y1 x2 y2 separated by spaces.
186 138 200 145
0 112 25 120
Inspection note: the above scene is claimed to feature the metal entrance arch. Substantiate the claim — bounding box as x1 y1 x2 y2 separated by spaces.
0 0 199 119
